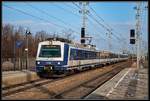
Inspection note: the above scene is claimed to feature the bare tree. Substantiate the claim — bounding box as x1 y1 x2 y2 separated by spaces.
2 24 14 59
2 24 71 59
62 29 75 40
35 30 49 41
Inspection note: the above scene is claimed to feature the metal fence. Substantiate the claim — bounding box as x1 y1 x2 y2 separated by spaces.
2 58 36 71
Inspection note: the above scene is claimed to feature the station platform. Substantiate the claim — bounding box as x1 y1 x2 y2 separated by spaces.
85 65 148 100
2 70 40 88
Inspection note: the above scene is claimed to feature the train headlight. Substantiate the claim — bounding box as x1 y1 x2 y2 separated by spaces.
50 66 53 70
37 62 40 65
58 62 60 65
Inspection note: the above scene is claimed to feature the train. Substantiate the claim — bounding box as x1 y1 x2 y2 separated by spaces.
36 37 128 77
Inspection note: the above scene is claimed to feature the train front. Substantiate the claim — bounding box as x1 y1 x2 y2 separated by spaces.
36 41 69 76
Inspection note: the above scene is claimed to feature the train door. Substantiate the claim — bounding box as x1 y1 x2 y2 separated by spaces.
64 44 69 66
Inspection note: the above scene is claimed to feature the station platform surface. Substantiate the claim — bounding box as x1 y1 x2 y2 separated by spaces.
85 66 148 100
2 70 40 88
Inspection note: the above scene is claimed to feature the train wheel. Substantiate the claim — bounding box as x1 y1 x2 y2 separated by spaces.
74 69 80 73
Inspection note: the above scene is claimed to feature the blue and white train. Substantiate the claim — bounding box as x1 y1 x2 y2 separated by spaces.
36 38 128 76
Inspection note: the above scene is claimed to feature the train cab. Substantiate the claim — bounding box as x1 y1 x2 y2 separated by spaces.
36 40 69 74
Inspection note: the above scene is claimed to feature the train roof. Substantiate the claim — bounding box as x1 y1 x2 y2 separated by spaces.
98 50 128 55
42 37 97 51
46 37 72 43
39 38 129 55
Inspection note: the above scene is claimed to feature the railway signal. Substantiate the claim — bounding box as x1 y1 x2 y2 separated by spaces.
130 29 135 44
81 27 85 43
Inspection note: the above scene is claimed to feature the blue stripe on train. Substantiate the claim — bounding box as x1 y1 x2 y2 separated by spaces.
64 43 69 65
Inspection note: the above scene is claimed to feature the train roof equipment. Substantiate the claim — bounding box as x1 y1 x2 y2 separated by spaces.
46 37 97 51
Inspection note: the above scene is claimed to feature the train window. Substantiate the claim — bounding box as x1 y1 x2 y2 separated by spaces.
70 49 74 60
91 51 94 59
76 50 80 60
70 49 99 60
86 51 89 59
90 51 92 59
39 45 61 57
70 49 77 60
88 51 91 59
79 50 83 60
91 52 93 59
75 49 78 60
84 51 87 59
81 50 84 60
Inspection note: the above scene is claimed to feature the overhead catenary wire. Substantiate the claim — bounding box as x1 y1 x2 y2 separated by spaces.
26 2 68 26
88 6 112 29
51 4 95 40
72 2 118 44
25 3 80 34
89 5 126 41
55 2 125 51
72 2 81 9
71 2 128 52
55 2 107 43
86 5 126 50
88 11 127 47
4 3 127 51
72 3 106 36
63 2 80 11
72 2 116 48
52 4 80 18
88 12 122 42
88 13 110 32
3 4 81 36
88 18 108 41
3 4 67 29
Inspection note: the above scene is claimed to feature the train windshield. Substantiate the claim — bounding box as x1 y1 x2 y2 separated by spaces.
39 45 61 57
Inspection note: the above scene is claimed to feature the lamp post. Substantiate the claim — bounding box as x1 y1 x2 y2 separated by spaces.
25 30 31 70
14 37 16 71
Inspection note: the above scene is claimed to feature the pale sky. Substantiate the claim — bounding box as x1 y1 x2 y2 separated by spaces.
2 1 148 54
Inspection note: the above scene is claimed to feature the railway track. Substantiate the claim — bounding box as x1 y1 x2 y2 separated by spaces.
2 78 54 97
2 60 131 100
52 62 131 99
